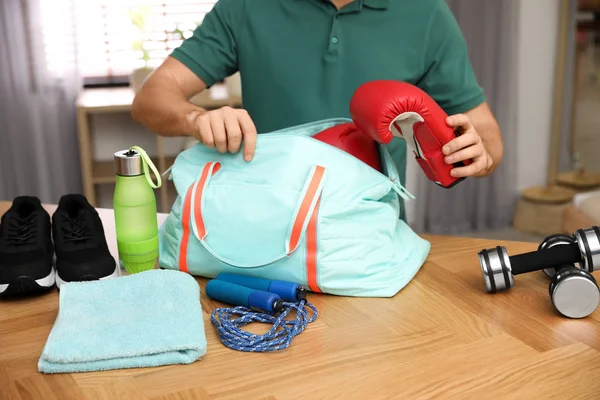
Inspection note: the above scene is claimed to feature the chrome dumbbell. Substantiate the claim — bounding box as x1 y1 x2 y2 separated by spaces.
478 226 600 292
477 226 600 318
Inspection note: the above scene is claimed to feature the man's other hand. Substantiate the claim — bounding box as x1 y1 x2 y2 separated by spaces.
442 113 493 178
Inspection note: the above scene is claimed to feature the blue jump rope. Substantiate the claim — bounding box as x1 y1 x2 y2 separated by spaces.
206 273 318 352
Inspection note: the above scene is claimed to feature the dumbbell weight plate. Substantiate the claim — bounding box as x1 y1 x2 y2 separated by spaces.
549 266 600 319
538 234 579 278
573 226 600 273
478 246 514 293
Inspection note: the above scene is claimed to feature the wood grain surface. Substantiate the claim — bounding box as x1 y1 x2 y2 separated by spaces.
1 201 600 399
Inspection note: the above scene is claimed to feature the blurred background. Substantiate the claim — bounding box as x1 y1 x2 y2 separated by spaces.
1 0 599 242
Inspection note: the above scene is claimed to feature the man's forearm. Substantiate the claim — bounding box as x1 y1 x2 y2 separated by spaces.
465 102 503 176
131 86 206 138
478 121 503 175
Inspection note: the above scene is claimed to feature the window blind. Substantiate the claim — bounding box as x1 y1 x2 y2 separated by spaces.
40 0 217 85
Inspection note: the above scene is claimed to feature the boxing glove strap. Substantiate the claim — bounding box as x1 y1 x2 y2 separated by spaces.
415 158 438 183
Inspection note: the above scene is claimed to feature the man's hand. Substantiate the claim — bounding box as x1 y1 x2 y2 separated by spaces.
131 57 258 161
187 106 257 161
442 114 493 178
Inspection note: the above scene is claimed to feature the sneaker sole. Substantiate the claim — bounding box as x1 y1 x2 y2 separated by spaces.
55 264 120 289
0 267 56 296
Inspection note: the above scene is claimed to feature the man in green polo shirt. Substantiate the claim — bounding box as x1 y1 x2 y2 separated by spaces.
131 0 503 219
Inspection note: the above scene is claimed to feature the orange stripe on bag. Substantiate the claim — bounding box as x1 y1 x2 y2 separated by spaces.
179 186 193 273
180 162 220 272
193 162 221 240
288 166 325 254
306 196 321 293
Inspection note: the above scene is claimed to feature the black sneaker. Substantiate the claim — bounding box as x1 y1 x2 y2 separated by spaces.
52 194 118 288
0 196 55 296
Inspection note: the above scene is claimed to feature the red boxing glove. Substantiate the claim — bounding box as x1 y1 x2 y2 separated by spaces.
349 80 471 188
312 122 382 172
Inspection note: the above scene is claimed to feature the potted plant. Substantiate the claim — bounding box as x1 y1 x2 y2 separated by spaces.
128 6 154 92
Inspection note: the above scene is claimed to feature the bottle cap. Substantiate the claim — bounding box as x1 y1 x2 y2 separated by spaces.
114 149 144 176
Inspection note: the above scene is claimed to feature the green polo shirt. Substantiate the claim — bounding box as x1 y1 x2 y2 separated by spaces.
170 0 485 220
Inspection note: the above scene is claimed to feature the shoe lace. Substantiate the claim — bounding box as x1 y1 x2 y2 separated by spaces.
7 214 38 246
60 213 91 243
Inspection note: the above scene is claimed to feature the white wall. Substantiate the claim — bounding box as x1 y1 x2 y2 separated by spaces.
514 0 560 192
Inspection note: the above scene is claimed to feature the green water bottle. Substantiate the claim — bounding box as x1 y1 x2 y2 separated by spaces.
113 146 162 274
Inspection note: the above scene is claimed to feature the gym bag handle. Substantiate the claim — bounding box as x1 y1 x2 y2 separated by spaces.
184 161 326 268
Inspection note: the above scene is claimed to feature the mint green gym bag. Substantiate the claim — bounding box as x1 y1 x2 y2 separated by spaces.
158 118 431 297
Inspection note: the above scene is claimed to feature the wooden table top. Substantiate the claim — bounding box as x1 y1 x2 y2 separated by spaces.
1 201 600 399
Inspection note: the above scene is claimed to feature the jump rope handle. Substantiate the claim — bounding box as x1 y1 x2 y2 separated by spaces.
205 279 285 313
215 273 307 302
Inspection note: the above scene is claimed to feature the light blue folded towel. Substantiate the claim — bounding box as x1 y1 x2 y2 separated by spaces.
38 269 207 373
